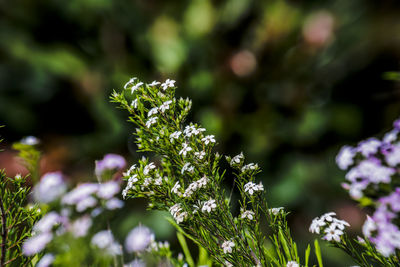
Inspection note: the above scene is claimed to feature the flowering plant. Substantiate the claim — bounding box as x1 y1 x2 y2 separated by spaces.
310 118 400 266
111 77 320 266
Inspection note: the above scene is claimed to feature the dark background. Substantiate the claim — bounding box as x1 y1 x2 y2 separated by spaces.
1 0 400 265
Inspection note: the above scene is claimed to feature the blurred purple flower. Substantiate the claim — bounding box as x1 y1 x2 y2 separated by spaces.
357 138 381 157
393 118 400 130
33 212 61 233
106 198 124 210
36 254 55 267
62 183 99 205
34 172 67 203
336 146 355 170
125 225 154 253
91 230 121 255
125 259 146 267
23 232 53 256
384 144 400 167
97 181 120 199
76 196 97 212
70 216 92 237
95 154 126 177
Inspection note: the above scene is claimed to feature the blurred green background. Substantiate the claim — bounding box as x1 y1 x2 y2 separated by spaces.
1 0 400 265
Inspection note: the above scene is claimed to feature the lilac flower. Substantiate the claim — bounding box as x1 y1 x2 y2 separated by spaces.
383 129 398 144
97 181 120 199
23 232 53 255
384 144 400 167
336 146 355 170
33 212 61 233
95 154 126 178
36 254 55 267
70 216 92 237
106 198 124 210
125 226 154 253
62 183 99 205
33 172 67 203
357 138 381 157
76 196 97 212
91 230 121 255
393 118 400 130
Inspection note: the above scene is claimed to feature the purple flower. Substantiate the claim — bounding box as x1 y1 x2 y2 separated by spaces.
34 172 67 203
76 196 97 212
20 136 40 146
97 181 120 199
383 129 398 144
23 232 53 256
91 230 121 255
336 146 355 170
357 138 381 157
37 254 55 267
106 198 124 210
33 212 61 233
384 144 400 167
95 154 126 177
393 118 400 130
69 216 92 237
62 183 99 205
125 226 154 253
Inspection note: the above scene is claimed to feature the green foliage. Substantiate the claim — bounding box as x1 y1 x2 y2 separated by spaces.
0 171 40 266
12 142 41 184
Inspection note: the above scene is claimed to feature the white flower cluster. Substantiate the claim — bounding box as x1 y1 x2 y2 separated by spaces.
244 182 264 195
183 176 209 198
169 203 188 224
269 207 284 215
221 240 235 254
240 210 255 220
241 163 258 173
184 125 206 138
230 152 244 167
309 212 350 242
202 199 217 213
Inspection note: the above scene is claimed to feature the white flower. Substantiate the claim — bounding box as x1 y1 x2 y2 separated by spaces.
169 204 187 223
33 212 61 233
244 182 264 195
149 80 160 86
221 240 235 254
143 178 153 187
241 163 258 172
131 82 143 93
309 217 326 234
146 117 158 128
125 226 154 252
269 207 284 215
124 77 137 89
183 181 199 198
159 100 173 113
131 99 138 109
20 136 40 145
181 163 194 174
230 152 244 166
286 261 299 267
184 125 206 137
194 151 206 160
321 212 336 222
179 143 193 157
154 177 163 185
143 162 156 175
323 225 343 242
171 182 182 196
127 174 138 188
170 131 182 142
202 135 216 145
124 164 136 176
202 199 217 213
161 79 176 90
148 107 158 117
197 176 208 188
241 210 255 220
